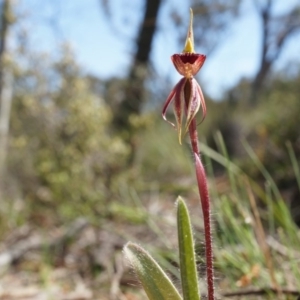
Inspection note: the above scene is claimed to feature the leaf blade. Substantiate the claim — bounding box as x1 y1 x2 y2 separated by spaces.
124 242 182 300
177 197 201 300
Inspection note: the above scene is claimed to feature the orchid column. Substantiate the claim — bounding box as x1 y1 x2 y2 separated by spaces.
162 9 215 300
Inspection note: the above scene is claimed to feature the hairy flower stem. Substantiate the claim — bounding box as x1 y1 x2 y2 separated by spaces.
188 118 215 300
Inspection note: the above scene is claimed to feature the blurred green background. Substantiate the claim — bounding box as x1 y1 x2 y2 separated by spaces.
0 0 300 299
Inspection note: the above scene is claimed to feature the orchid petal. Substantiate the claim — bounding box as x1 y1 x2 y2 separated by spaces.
162 78 186 129
173 78 186 144
162 86 176 128
185 78 201 133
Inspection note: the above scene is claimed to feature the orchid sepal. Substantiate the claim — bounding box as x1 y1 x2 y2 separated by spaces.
184 80 206 134
174 78 187 145
183 9 195 53
184 79 201 133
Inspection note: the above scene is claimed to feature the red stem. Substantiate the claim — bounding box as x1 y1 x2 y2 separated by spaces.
188 118 214 300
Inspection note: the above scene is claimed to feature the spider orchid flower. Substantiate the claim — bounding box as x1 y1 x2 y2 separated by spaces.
162 9 206 144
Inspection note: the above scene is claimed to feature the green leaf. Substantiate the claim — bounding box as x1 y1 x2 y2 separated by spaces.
124 242 182 300
177 197 201 300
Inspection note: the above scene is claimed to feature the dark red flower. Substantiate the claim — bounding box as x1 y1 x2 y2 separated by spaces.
162 9 206 144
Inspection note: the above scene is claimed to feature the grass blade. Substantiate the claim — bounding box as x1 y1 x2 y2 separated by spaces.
286 141 300 191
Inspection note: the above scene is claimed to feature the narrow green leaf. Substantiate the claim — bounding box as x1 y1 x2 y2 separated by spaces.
177 197 201 300
124 242 182 300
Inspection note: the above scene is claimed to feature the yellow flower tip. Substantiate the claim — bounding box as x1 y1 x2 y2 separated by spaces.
183 38 194 53
182 8 195 53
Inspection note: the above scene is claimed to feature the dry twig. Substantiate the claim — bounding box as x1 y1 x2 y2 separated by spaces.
222 287 300 298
